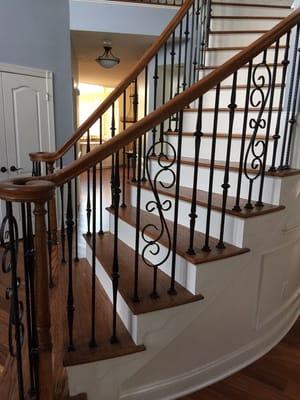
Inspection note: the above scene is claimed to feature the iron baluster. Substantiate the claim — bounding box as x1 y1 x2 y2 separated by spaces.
182 11 190 92
193 0 201 84
90 166 97 348
1 202 25 399
121 91 127 207
203 84 220 251
111 151 121 344
233 60 253 211
244 51 272 209
187 96 203 255
175 22 183 132
86 129 92 235
160 44 167 155
66 181 75 351
59 157 66 263
99 116 104 232
142 66 148 182
169 110 184 295
168 32 176 132
74 144 79 261
284 25 300 168
257 40 280 206
188 1 195 88
217 72 238 249
151 54 159 155
279 24 300 169
133 136 143 302
269 32 291 171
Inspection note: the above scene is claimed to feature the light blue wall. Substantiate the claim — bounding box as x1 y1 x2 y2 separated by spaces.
0 0 74 149
70 0 177 36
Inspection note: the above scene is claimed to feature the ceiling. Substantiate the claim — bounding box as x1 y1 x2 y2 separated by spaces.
71 30 156 87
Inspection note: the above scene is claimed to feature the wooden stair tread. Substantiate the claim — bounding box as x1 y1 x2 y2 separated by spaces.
149 155 300 177
210 30 268 34
211 1 291 9
166 131 274 140
85 233 204 315
63 258 145 367
130 181 285 219
211 15 284 20
107 206 249 265
207 45 285 51
184 107 280 112
202 63 282 70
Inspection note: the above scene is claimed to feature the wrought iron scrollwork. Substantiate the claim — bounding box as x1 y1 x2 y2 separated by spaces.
244 57 272 208
142 141 176 273
0 210 25 356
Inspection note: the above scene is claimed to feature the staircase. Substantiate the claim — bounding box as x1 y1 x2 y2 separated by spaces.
0 0 300 399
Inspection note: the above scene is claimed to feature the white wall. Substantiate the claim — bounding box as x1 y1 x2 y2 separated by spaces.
0 0 74 149
70 0 177 36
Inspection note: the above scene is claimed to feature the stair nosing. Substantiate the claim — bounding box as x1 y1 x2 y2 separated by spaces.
85 233 204 315
129 181 285 220
211 15 284 20
166 132 274 140
184 107 280 112
107 206 250 265
148 155 300 178
211 1 291 9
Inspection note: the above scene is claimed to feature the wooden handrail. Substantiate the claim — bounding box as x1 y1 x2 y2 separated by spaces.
29 0 194 163
1 6 300 198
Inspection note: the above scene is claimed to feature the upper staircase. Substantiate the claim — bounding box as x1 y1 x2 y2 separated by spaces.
0 0 300 399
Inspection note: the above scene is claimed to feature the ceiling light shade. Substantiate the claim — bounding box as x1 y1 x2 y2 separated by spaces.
96 42 120 69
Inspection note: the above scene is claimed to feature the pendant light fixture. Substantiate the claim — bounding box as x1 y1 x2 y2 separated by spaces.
95 41 120 69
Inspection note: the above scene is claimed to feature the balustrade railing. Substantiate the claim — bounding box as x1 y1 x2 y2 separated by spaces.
0 4 300 400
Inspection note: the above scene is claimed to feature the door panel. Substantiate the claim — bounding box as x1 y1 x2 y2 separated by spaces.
1 72 53 177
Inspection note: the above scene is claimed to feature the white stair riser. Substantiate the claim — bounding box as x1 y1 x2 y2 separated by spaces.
209 33 262 48
130 185 245 247
199 67 284 86
85 244 140 345
201 87 282 109
209 32 287 48
211 5 291 18
109 213 199 294
149 158 282 205
210 18 283 31
207 47 285 65
182 110 279 133
166 134 274 164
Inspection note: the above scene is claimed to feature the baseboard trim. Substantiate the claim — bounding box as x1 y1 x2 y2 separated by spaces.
120 295 300 400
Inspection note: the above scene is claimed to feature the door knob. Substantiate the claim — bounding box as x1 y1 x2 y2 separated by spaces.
10 165 23 172
0 167 7 173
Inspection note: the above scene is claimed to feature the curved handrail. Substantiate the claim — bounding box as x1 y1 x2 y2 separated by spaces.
30 0 194 163
1 6 300 199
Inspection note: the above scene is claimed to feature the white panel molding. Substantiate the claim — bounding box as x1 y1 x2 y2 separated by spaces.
120 299 300 400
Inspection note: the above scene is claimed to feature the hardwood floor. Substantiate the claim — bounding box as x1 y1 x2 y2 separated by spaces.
180 318 300 400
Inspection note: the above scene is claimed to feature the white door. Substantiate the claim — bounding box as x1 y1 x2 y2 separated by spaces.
0 69 55 230
1 72 54 176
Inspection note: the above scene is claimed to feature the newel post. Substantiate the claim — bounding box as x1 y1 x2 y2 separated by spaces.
34 198 54 399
